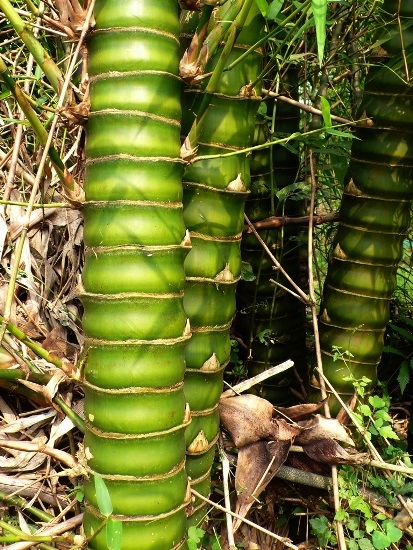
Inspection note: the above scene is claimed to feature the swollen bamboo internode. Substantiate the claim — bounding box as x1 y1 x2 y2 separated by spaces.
82 1 189 547
318 0 413 408
180 0 265 522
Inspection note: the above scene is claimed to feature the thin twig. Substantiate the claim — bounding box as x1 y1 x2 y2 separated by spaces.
3 513 83 550
308 150 346 550
220 444 236 550
244 211 339 232
221 360 294 398
190 489 299 550
0 439 80 471
244 214 309 303
263 89 356 126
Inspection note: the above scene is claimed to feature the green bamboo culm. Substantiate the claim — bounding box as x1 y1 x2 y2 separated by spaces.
180 1 265 523
317 0 413 409
81 1 190 548
237 71 307 404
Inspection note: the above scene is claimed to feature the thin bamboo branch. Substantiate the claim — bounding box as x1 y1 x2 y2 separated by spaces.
263 89 356 125
0 314 77 375
1 513 83 550
220 445 236 550
0 0 65 96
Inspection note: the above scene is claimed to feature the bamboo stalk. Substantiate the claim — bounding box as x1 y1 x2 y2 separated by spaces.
317 0 413 410
81 1 190 547
180 0 265 524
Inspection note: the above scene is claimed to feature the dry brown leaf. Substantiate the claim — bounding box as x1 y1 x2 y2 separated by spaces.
336 393 358 425
234 439 292 532
42 328 77 361
296 415 354 447
274 399 326 421
0 410 56 436
54 0 95 38
63 95 90 126
274 417 302 441
0 435 48 472
219 394 275 447
0 347 15 370
18 370 67 409
301 438 360 465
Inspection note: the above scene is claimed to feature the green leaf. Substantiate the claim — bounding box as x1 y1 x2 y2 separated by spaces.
34 65 43 80
326 127 357 138
347 516 360 531
348 540 358 550
74 485 84 503
371 530 390 549
334 508 348 522
310 516 331 548
388 322 413 343
241 261 256 282
358 538 375 550
320 96 332 127
375 409 391 421
188 526 204 549
255 0 268 17
94 474 113 517
397 358 411 394
365 520 377 534
383 520 402 543
267 0 283 20
369 395 386 409
106 517 123 550
359 404 372 417
397 481 413 495
383 345 407 358
378 425 399 440
312 0 327 66
348 496 372 518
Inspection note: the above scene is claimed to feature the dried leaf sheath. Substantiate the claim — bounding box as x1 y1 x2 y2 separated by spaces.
81 1 189 547
318 0 413 407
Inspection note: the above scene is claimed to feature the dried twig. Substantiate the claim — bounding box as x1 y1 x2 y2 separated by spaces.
221 360 294 398
191 488 300 550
